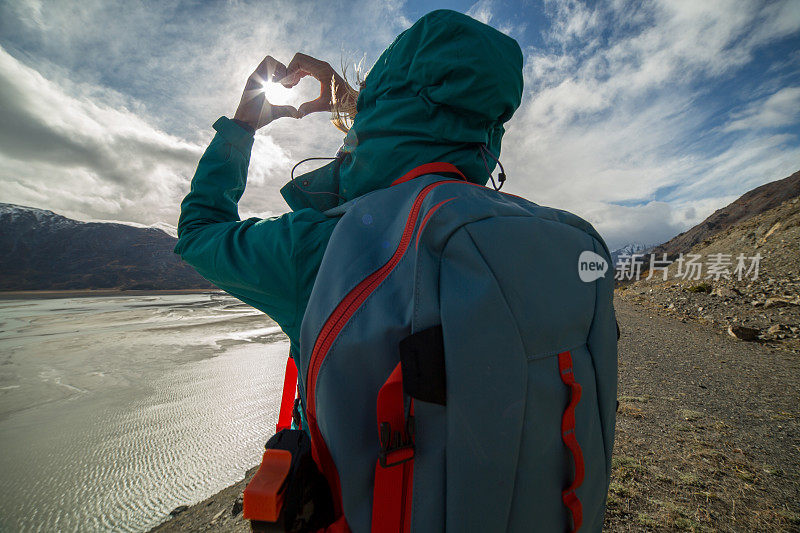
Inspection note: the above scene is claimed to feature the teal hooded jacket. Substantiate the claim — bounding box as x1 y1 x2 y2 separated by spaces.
174 10 524 356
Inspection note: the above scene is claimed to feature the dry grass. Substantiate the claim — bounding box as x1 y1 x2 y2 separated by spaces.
604 399 799 532
605 297 800 531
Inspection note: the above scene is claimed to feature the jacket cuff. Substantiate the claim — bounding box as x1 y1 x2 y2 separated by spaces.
212 116 255 155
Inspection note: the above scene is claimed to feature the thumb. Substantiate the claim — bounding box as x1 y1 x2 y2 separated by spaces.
272 105 300 120
298 96 330 118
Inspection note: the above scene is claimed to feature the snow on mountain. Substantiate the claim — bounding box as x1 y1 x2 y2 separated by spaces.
0 204 178 238
610 242 655 266
0 203 78 229
87 218 178 238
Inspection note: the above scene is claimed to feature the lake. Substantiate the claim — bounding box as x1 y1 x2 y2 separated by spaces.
0 293 287 532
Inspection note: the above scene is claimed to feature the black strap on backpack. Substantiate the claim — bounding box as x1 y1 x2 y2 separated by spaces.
399 325 447 405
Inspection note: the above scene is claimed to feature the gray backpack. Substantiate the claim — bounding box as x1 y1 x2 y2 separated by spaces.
295 163 618 532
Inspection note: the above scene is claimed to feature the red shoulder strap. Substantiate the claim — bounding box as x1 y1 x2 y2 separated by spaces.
276 357 298 432
371 363 414 532
558 351 585 532
390 162 466 187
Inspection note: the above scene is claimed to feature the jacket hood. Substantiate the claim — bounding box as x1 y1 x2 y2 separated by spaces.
281 9 523 211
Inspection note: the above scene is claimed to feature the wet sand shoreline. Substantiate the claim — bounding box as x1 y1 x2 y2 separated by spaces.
0 292 286 531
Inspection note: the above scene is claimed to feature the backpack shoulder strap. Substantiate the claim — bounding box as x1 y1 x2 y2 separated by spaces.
276 357 298 433
371 363 414 533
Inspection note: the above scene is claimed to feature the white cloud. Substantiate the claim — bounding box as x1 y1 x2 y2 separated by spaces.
581 201 690 251
544 0 599 46
501 0 800 249
466 0 527 37
0 0 798 252
724 87 800 132
0 46 202 224
0 0 410 226
466 0 495 25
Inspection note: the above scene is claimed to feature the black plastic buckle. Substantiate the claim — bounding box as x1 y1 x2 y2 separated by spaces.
378 419 415 468
292 398 303 429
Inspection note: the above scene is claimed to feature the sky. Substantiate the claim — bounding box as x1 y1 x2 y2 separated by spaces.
0 0 798 250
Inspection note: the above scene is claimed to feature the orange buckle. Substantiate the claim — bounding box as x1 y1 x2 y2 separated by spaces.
243 449 293 522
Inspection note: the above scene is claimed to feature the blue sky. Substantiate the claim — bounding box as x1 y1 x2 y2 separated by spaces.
0 0 798 250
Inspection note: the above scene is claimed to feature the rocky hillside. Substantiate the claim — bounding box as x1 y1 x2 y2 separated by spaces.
0 203 215 291
648 170 800 260
617 171 800 351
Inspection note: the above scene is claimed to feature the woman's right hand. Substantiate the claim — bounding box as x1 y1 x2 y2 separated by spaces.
279 53 354 118
234 56 299 131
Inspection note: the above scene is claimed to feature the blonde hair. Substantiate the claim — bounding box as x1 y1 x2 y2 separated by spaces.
331 58 367 134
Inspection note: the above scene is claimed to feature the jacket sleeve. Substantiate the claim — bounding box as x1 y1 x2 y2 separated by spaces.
173 116 332 330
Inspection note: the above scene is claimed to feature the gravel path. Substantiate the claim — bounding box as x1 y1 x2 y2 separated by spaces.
151 297 800 532
607 298 799 531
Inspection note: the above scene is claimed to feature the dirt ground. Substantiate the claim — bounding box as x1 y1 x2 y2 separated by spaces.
151 297 800 532
606 298 799 531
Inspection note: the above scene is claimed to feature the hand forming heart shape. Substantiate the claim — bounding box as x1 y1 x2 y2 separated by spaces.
233 53 355 131
279 53 350 118
233 56 297 130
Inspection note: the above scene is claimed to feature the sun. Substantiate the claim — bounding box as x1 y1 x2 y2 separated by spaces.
260 81 298 107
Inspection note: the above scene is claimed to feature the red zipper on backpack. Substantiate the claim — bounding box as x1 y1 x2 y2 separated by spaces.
304 178 465 516
306 179 465 414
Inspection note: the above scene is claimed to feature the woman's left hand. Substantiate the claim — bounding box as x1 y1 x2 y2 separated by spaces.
234 56 299 131
279 53 353 118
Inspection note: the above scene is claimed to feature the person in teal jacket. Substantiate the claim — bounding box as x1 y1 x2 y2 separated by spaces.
174 10 523 361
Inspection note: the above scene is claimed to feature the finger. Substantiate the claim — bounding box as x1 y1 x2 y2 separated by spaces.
253 55 285 87
282 52 329 87
298 95 332 117
239 88 266 110
278 66 307 88
271 61 287 83
272 105 299 120
280 53 306 87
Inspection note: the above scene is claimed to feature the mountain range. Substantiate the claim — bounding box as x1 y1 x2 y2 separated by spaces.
0 203 214 291
615 168 799 348
649 170 800 260
609 242 654 266
3 169 798 291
